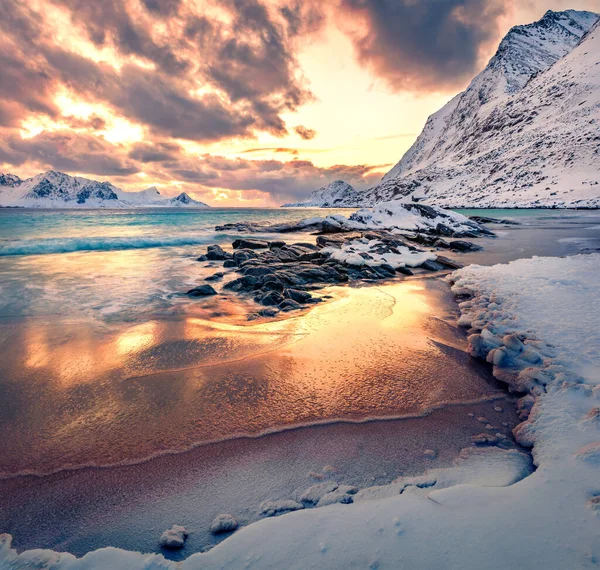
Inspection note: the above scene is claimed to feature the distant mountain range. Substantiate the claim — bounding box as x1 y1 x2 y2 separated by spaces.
289 10 600 209
0 170 210 208
282 181 362 207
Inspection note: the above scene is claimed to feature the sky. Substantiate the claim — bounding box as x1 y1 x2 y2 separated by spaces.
1 0 599 206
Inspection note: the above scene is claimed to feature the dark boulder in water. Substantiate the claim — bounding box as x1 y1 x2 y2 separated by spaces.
232 238 269 250
449 240 483 252
206 244 233 260
187 284 217 296
205 272 224 281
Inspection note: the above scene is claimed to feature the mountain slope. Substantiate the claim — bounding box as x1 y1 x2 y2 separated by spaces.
282 181 362 207
0 171 211 208
363 10 600 208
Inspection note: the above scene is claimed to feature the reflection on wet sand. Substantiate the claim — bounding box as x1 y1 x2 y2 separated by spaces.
0 279 504 477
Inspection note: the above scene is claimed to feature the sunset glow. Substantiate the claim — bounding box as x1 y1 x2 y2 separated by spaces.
1 0 599 205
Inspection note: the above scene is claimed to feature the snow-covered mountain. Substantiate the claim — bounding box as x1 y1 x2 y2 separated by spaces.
0 171 211 208
282 180 362 207
314 10 600 209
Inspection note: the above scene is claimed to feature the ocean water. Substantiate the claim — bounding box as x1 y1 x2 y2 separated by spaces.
2 206 598 556
0 207 352 322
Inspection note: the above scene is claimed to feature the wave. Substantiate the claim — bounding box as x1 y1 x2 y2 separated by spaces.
0 394 508 481
0 234 216 257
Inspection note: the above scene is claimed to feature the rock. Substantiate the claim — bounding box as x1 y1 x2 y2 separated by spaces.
469 216 519 225
316 485 358 507
232 238 269 250
223 259 237 268
187 284 217 296
206 244 233 260
300 481 339 506
279 299 303 311
247 313 261 321
423 449 437 459
160 525 188 549
396 266 414 276
259 500 304 517
205 272 224 281
223 275 261 292
196 254 208 261
449 240 483 252
435 255 464 269
210 514 238 534
233 249 258 266
420 259 445 271
286 289 313 303
241 265 276 278
269 240 286 250
263 280 285 292
318 219 344 233
260 307 280 317
258 291 285 306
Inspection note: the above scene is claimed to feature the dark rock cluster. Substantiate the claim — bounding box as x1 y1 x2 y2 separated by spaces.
186 224 485 319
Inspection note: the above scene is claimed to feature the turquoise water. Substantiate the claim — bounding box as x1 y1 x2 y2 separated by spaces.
1 207 598 322
0 208 352 322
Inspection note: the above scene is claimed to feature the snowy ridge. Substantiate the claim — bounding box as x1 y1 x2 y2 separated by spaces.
362 10 600 209
3 254 598 568
0 171 211 208
282 180 362 208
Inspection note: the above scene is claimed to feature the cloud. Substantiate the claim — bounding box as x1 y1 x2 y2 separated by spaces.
335 0 511 92
0 0 325 142
294 125 317 140
0 130 140 176
146 154 383 202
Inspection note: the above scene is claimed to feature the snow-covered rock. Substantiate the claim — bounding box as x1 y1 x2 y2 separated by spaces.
359 10 600 209
210 514 238 534
258 500 304 517
346 201 490 236
282 181 361 208
0 171 211 208
159 525 188 549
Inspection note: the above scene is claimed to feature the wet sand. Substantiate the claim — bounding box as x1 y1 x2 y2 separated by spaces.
0 279 506 477
0 277 523 556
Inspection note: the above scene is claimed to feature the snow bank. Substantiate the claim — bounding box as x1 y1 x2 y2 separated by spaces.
2 255 599 569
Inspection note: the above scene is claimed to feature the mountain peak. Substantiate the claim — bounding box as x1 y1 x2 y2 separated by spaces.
364 9 600 208
282 180 361 208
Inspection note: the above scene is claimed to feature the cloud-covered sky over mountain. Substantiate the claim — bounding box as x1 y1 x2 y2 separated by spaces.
1 0 598 205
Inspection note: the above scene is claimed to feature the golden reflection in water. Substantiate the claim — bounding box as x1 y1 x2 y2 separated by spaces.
3 279 504 476
115 321 158 355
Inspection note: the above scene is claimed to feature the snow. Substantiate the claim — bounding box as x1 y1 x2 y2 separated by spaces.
282 181 361 208
321 239 435 269
3 254 599 568
321 11 600 209
0 170 211 209
210 515 238 535
159 525 188 549
347 201 481 235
